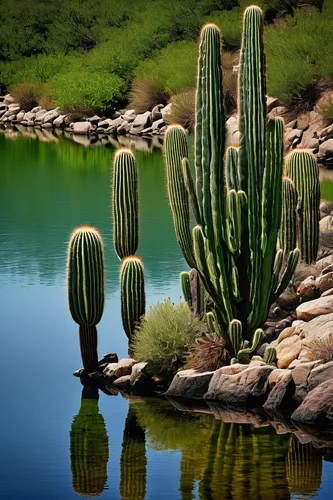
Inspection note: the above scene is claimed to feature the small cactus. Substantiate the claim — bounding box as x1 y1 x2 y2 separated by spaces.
112 148 139 260
120 256 146 340
67 225 104 326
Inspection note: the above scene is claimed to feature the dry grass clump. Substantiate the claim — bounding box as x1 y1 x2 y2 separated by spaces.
302 334 333 363
186 332 230 372
10 80 42 111
129 75 169 113
164 89 196 130
132 299 206 378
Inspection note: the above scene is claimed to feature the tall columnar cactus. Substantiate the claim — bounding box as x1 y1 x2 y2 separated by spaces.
112 148 139 260
120 256 146 340
280 177 297 257
67 225 104 326
70 387 109 498
164 7 301 357
79 325 98 372
285 149 320 264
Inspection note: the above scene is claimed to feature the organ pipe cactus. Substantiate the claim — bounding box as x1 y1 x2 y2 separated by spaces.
112 148 139 260
280 177 297 257
120 256 146 340
285 149 320 264
164 7 302 359
67 225 104 326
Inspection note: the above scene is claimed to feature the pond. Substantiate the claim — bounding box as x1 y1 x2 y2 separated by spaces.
1 129 333 500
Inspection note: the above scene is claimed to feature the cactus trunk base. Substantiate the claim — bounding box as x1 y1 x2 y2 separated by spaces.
79 325 98 372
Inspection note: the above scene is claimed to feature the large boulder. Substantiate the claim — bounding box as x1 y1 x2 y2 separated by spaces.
296 295 333 321
165 369 215 399
291 360 321 402
307 361 333 391
291 379 333 426
320 215 333 255
276 335 302 369
262 369 294 411
130 111 152 135
73 121 94 135
204 362 274 405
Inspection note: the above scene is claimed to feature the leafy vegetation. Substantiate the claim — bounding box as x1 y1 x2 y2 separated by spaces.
132 299 206 378
0 0 331 111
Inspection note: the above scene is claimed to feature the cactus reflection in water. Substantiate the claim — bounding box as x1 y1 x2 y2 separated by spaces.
286 435 322 497
70 387 109 498
120 405 147 500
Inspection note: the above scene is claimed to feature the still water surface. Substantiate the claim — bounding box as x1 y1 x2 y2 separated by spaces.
1 131 333 499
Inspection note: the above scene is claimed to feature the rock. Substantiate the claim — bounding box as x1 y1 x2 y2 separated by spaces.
73 121 94 134
114 358 136 378
296 295 333 321
297 276 318 301
320 123 333 139
292 320 306 327
141 126 153 135
73 368 85 377
297 113 310 131
285 119 297 129
16 111 25 122
87 115 101 124
42 109 59 124
166 369 215 399
7 104 20 113
277 326 297 344
130 111 152 135
319 139 333 160
117 120 131 135
318 272 333 294
112 374 131 391
161 104 172 119
285 128 302 148
99 117 119 128
99 353 118 365
152 118 165 130
322 287 333 297
25 111 35 121
291 379 333 426
292 360 321 402
122 109 136 123
130 362 148 384
103 362 118 377
307 361 333 391
152 104 164 121
3 94 15 104
263 369 294 411
104 125 117 135
276 336 302 369
306 138 320 150
266 96 282 112
41 123 52 129
295 312 333 342
53 115 66 128
204 364 275 405
320 215 333 254
267 106 286 120
31 106 42 113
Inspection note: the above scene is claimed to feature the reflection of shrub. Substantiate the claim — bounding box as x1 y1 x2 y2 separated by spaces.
186 333 230 372
10 80 42 111
132 300 206 378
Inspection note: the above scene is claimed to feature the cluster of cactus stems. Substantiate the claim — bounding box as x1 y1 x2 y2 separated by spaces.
112 149 146 341
163 6 321 362
67 226 105 370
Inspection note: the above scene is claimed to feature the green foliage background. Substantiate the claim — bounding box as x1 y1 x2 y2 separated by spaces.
0 0 331 110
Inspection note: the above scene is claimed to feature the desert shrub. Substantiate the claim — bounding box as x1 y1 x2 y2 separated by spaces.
316 92 333 120
129 75 169 113
10 80 43 111
132 299 207 378
51 71 127 111
186 333 230 372
164 89 196 130
302 334 333 363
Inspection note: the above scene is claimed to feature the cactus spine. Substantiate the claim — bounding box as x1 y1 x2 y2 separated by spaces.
285 149 320 263
164 7 301 361
112 149 139 260
67 225 104 326
120 256 146 340
280 177 297 256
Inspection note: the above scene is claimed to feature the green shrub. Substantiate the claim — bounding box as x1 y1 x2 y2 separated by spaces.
132 299 207 378
206 8 243 49
51 70 127 111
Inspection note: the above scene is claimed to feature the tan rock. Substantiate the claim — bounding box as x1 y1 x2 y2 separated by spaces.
166 369 215 399
318 272 333 294
114 358 136 378
297 113 310 131
296 311 333 341
276 336 302 369
322 287 333 297
296 295 333 321
277 326 296 344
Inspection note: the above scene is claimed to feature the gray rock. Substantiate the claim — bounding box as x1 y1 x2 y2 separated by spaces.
320 124 333 138
53 115 66 128
3 94 15 104
25 111 35 121
263 369 294 411
112 375 131 391
87 115 101 124
308 361 333 392
16 111 25 122
292 360 321 402
204 364 275 405
130 111 152 135
141 126 153 135
117 120 131 135
152 118 165 130
31 106 42 113
103 362 118 377
152 104 164 121
42 109 59 124
291 379 333 426
320 215 333 254
130 362 148 384
319 139 333 160
166 369 215 400
35 109 47 121
285 128 302 147
114 358 136 378
122 109 136 123
161 104 172 119
73 121 94 134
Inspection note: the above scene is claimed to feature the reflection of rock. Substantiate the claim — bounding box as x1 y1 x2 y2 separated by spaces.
70 387 109 497
120 405 146 500
286 436 322 497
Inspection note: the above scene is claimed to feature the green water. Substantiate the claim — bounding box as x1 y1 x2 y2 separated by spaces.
1 129 333 499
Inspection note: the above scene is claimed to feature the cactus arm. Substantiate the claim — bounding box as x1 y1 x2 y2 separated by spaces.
182 158 202 226
226 146 240 192
280 178 297 256
164 126 196 269
180 271 191 306
112 149 139 260
120 256 146 341
272 248 300 301
228 319 242 357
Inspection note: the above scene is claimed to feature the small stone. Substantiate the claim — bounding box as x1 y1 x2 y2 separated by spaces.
297 276 318 301
42 109 59 124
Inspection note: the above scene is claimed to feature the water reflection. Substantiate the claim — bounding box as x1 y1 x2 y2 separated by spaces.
120 405 147 500
70 387 109 497
286 436 322 498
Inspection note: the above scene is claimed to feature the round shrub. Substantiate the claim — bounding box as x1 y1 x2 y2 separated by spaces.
132 299 207 378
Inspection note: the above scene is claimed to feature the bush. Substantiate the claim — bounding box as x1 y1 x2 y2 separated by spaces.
10 80 42 111
51 71 127 111
164 89 196 130
206 8 243 49
132 299 207 378
186 333 230 372
129 75 168 113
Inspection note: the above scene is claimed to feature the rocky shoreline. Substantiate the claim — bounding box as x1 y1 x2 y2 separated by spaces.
2 91 333 163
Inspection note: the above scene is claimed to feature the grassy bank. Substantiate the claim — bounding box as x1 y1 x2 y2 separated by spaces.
0 0 331 113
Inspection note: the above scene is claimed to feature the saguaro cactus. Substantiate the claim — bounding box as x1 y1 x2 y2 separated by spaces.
120 256 146 340
285 149 320 263
112 148 139 260
67 225 105 326
164 7 302 358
